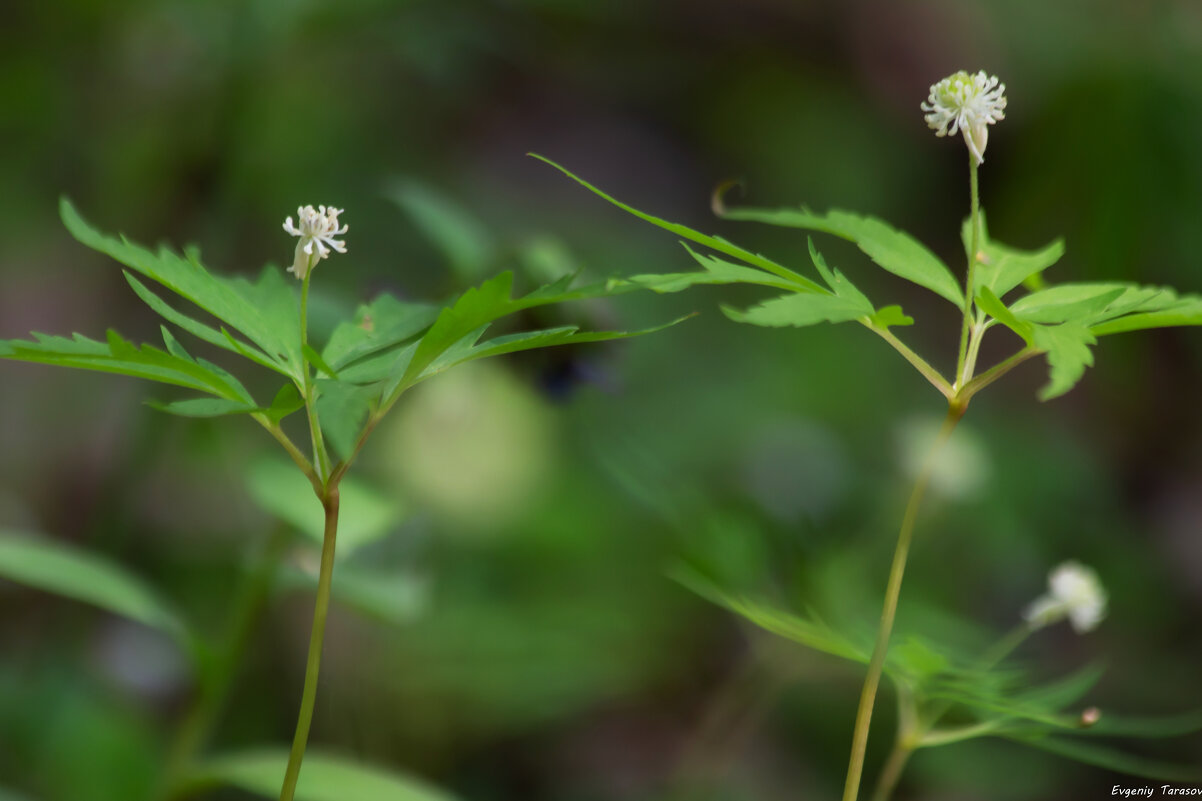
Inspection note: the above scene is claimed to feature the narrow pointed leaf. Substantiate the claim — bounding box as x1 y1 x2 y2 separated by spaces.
1010 284 1128 324
623 243 801 294
718 205 965 308
530 154 821 291
264 383 305 424
322 294 439 370
963 215 1065 298
1010 735 1202 782
146 397 259 417
722 292 870 328
0 532 189 644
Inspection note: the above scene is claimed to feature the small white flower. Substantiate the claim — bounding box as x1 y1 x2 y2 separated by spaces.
921 70 1007 165
1023 561 1108 634
282 205 348 279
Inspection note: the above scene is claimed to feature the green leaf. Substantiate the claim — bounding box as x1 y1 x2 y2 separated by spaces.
244 460 403 558
976 287 1034 343
146 398 259 417
124 272 282 374
1010 284 1128 325
314 379 376 459
421 316 692 380
963 215 1065 298
1030 322 1096 401
1083 709 1202 739
530 154 822 291
61 200 299 378
623 242 803 294
1091 296 1202 336
303 344 339 379
870 305 914 328
718 205 965 309
191 749 458 801
321 294 439 370
0 532 188 644
1011 735 1202 782
722 292 870 328
389 180 494 281
264 384 305 424
2 330 252 402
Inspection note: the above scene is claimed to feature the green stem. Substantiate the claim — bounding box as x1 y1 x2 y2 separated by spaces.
840 402 964 801
299 269 332 482
253 414 321 494
868 742 913 801
954 155 982 389
866 322 953 399
279 487 340 801
959 346 1040 403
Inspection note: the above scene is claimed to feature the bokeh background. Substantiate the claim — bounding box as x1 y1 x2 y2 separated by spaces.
2 1 1201 799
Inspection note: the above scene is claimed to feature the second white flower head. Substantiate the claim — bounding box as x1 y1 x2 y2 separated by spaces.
921 70 1007 165
283 205 348 280
1023 561 1108 634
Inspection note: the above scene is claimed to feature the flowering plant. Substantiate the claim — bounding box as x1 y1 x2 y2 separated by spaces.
537 70 1202 799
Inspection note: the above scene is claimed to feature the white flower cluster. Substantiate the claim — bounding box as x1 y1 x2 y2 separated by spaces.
283 205 348 279
1023 561 1108 634
921 70 1007 165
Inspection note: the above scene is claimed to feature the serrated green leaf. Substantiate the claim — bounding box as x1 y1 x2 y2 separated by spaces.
61 200 299 378
1011 735 1202 782
190 749 457 801
146 397 259 417
718 205 965 309
623 242 803 294
321 294 439 370
264 384 305 424
1010 284 1128 325
963 214 1065 298
1091 297 1202 336
1030 322 1096 401
389 180 494 282
531 154 822 292
722 292 870 328
244 460 403 557
124 272 282 375
0 532 189 644
2 330 250 401
302 345 338 379
314 379 376 459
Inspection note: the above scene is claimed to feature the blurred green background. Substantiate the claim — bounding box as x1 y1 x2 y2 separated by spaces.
2 1 1201 799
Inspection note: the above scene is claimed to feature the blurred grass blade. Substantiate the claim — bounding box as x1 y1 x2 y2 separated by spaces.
530 154 822 291
718 204 964 309
1011 735 1202 782
244 460 403 558
389 179 494 281
191 749 458 801
0 532 188 644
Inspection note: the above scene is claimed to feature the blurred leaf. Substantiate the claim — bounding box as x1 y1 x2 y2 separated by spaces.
303 344 339 379
963 215 1065 298
531 154 822 291
0 329 253 404
278 565 428 625
244 460 403 557
1010 735 1202 782
1091 296 1202 336
1082 709 1202 739
389 179 494 281
60 200 301 379
0 788 35 801
718 204 965 309
146 397 259 417
322 294 439 371
192 749 457 801
721 293 868 328
0 532 188 644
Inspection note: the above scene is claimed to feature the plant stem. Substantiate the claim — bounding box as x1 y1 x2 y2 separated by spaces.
959 346 1040 402
868 742 913 801
840 402 964 801
954 155 982 389
253 414 321 494
866 323 953 399
299 270 332 482
278 487 340 801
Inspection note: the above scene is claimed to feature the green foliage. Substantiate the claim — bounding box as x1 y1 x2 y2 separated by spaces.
244 460 403 557
0 531 189 646
190 750 459 801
